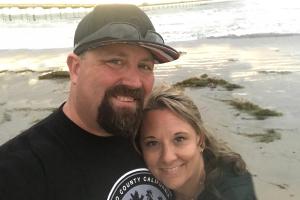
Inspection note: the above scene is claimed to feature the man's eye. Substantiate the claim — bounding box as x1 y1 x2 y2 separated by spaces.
106 59 123 67
111 59 122 64
139 63 154 72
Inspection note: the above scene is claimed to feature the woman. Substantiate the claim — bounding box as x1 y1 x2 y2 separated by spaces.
137 85 257 200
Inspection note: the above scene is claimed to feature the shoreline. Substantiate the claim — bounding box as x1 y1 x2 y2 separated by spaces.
0 1 223 9
1 35 300 199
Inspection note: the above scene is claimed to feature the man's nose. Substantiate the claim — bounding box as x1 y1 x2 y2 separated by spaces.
121 66 143 88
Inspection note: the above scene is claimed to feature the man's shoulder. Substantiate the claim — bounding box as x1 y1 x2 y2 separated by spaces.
0 108 63 166
0 108 73 199
0 120 51 170
0 132 44 175
0 127 38 159
0 127 47 199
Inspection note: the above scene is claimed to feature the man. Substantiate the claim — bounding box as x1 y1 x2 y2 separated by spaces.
0 4 179 200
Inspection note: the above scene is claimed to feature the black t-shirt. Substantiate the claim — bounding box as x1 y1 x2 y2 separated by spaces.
0 106 172 200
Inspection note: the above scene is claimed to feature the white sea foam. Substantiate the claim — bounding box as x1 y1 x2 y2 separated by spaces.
0 0 299 50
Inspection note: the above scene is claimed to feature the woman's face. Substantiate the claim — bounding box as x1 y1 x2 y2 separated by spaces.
140 109 205 192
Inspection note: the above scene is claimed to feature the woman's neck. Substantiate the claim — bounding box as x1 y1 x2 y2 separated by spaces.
174 170 206 200
175 186 203 200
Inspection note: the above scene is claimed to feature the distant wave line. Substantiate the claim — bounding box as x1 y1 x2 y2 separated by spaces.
206 33 300 39
0 3 96 9
0 0 230 9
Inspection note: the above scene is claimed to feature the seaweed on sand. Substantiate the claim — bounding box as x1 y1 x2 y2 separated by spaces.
38 71 69 80
173 74 243 91
239 129 281 143
229 99 282 120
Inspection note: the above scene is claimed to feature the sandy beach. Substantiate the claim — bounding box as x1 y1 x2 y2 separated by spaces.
1 35 300 199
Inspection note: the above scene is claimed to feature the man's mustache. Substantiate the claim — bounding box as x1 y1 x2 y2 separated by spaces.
107 85 145 101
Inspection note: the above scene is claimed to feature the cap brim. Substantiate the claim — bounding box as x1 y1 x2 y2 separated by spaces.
74 40 180 64
138 42 180 64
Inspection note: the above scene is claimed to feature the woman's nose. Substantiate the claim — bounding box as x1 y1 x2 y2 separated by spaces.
160 144 177 164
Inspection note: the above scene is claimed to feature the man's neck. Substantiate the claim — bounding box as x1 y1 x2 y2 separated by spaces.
62 101 112 137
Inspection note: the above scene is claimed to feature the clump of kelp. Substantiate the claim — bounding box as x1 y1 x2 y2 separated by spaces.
0 112 11 125
0 69 36 73
257 70 291 75
38 71 69 80
229 99 282 120
173 74 243 91
239 129 281 143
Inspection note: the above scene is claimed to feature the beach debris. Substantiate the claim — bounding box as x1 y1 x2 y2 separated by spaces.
257 70 291 75
269 182 289 190
227 58 239 62
268 47 280 52
229 98 282 120
10 107 57 112
38 71 69 80
15 69 35 73
239 129 281 143
0 70 8 73
173 74 243 91
3 112 11 122
0 69 36 74
0 112 12 124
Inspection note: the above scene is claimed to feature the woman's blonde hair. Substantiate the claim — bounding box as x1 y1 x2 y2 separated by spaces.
137 84 247 198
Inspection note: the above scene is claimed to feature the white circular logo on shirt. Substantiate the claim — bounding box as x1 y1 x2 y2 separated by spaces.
107 168 173 200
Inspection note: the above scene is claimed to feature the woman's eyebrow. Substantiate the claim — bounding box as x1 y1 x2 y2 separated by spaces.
142 135 157 140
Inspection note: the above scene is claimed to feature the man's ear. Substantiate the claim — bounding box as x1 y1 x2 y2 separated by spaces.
67 53 81 85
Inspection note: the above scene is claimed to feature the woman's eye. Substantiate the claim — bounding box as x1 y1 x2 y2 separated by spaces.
174 136 185 143
145 141 158 147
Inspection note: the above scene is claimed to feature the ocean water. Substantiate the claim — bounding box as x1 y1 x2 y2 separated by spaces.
0 0 300 50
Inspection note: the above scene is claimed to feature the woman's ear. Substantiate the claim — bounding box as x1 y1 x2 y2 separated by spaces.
67 53 81 85
198 133 206 152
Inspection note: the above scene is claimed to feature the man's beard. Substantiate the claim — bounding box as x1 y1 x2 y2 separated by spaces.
97 85 144 138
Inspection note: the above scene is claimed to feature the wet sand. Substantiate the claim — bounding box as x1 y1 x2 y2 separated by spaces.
1 35 300 199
